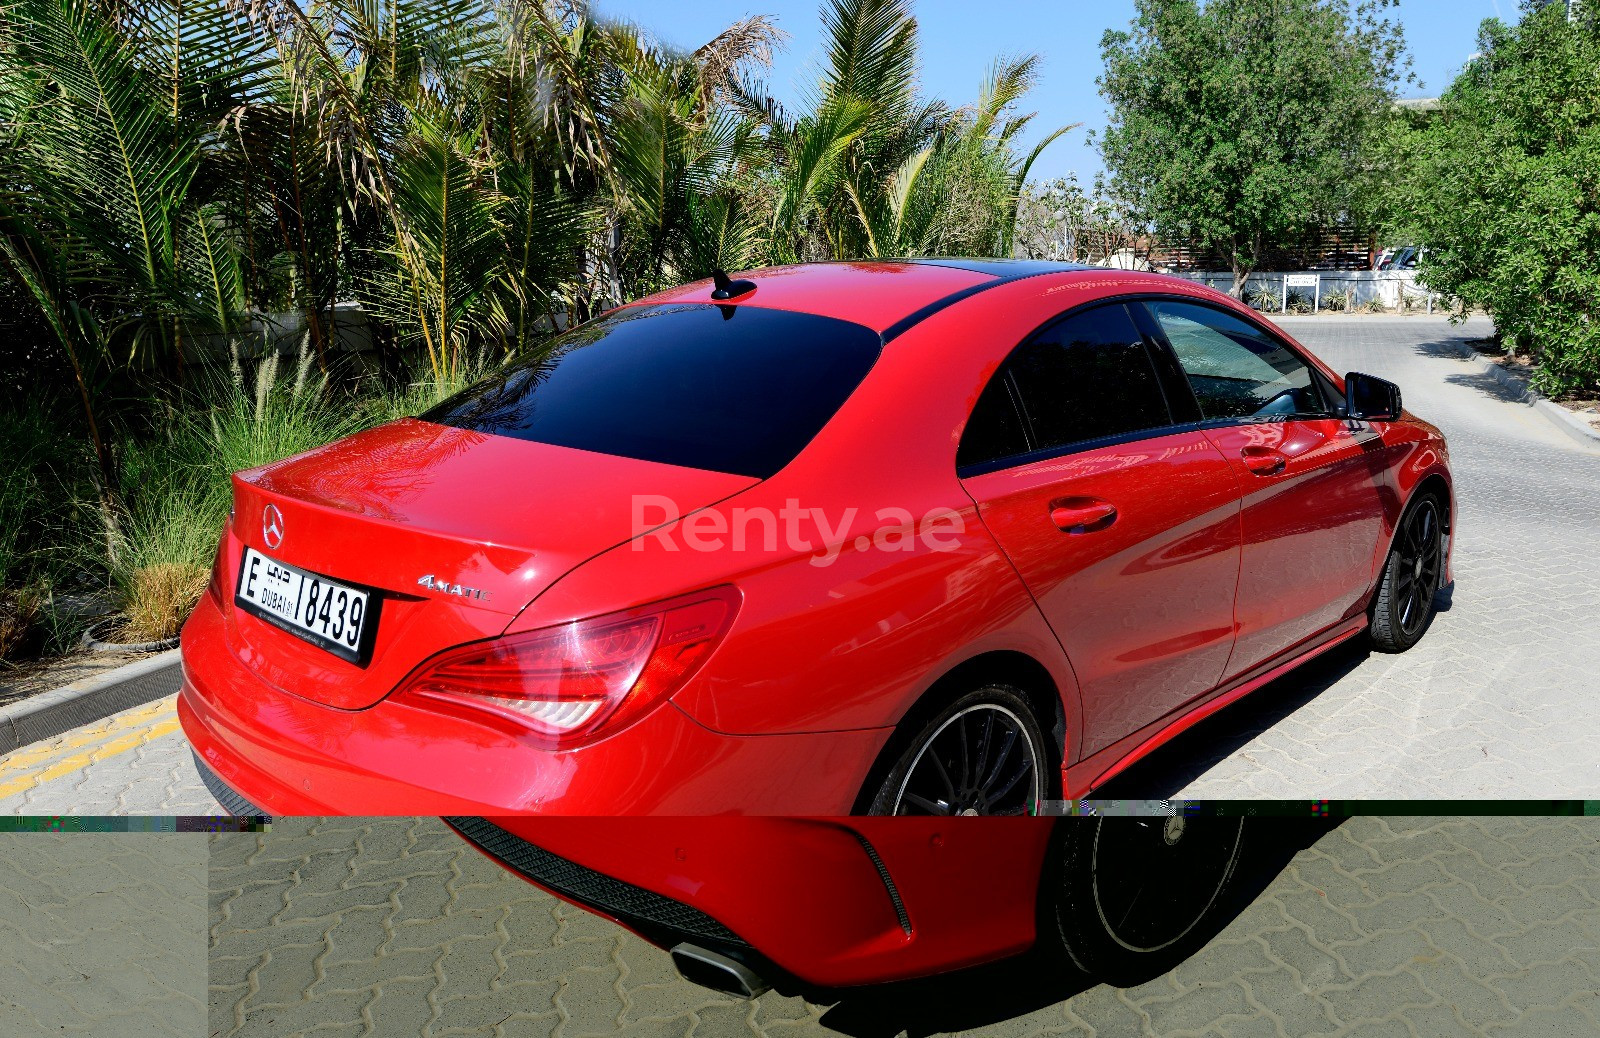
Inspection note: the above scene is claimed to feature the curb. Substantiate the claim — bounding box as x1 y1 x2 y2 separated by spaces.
1450 347 1600 448
80 619 180 654
0 649 182 757
1531 397 1600 448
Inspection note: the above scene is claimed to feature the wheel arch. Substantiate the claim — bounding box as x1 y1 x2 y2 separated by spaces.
1410 472 1453 529
1389 470 1453 562
851 648 1067 814
1367 468 1453 612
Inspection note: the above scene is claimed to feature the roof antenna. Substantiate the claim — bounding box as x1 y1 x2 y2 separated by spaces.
710 268 757 301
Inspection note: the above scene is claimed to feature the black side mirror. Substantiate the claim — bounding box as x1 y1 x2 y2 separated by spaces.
1344 371 1402 422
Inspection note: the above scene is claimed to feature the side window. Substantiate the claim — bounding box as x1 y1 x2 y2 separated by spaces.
1007 303 1172 453
1143 300 1328 421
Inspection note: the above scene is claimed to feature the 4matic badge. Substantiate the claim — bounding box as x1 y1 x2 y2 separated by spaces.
416 574 491 602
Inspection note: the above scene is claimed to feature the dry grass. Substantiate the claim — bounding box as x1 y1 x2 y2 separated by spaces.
119 563 209 642
0 589 44 661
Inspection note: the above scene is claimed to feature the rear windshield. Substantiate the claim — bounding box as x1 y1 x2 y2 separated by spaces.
421 303 883 478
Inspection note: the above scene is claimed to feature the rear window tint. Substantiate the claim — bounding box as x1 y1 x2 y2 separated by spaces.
421 304 882 478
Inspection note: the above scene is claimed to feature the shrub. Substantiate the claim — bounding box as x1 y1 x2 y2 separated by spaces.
0 588 45 661
110 346 369 641
367 355 491 425
1377 6 1600 397
186 345 371 520
0 398 98 661
107 487 217 642
1246 285 1280 312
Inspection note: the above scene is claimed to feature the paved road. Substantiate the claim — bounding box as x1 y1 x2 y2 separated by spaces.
3 315 1600 808
1 831 206 1036
208 815 1600 1038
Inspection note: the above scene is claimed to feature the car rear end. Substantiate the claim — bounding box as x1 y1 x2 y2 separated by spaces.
177 296 905 814
445 816 1053 991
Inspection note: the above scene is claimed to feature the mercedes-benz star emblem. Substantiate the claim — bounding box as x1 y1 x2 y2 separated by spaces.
262 504 285 549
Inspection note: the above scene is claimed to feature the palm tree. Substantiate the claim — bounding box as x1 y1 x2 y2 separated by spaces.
0 0 247 528
604 18 781 297
755 0 1068 263
849 55 1076 259
2 0 1071 454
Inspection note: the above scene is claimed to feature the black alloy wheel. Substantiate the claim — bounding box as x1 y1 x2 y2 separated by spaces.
1053 816 1247 985
1370 494 1444 652
867 685 1053 816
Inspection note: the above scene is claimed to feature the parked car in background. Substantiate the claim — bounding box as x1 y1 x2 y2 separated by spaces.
448 814 1255 992
181 260 1454 816
1308 250 1371 271
1377 246 1422 271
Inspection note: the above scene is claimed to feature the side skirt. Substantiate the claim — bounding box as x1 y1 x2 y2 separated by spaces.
1064 615 1369 797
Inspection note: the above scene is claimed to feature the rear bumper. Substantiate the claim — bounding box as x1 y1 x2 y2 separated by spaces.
179 594 888 815
450 816 1053 988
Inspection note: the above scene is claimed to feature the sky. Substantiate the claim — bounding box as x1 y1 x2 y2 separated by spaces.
594 0 1518 184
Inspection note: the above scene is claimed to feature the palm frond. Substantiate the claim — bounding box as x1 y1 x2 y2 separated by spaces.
771 95 871 251
819 0 917 114
692 14 786 107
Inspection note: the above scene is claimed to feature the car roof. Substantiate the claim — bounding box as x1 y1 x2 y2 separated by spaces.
632 259 1127 337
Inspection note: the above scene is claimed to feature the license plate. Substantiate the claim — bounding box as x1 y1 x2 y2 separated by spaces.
235 547 381 665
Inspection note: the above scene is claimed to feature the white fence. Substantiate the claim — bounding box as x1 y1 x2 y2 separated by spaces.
182 301 374 364
183 301 571 364
1167 270 1441 313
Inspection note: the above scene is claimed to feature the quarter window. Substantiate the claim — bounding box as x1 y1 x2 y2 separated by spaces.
957 374 1028 469
1143 301 1328 420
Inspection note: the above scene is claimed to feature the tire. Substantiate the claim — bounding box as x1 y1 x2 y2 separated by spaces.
1051 816 1246 986
1370 493 1445 653
864 684 1057 816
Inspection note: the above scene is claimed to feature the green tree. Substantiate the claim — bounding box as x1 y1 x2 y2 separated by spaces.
1097 0 1409 295
1015 173 1144 265
1379 4 1600 397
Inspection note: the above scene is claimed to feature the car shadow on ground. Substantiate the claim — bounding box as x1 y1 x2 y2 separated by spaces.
803 818 1340 1038
1089 587 1453 801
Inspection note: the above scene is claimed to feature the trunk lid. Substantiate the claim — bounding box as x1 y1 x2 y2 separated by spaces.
224 418 757 709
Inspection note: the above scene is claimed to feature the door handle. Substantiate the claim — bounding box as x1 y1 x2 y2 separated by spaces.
1240 446 1288 476
1050 498 1118 533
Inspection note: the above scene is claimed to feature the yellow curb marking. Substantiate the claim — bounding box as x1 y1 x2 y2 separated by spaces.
0 696 175 770
0 695 181 801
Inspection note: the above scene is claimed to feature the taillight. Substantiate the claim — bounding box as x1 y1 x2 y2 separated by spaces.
393 586 741 745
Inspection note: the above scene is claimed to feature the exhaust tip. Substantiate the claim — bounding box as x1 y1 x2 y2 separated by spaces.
670 943 771 998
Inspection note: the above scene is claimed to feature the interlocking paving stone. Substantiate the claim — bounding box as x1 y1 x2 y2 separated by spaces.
208 815 1600 1038
0 694 222 815
1 832 206 1037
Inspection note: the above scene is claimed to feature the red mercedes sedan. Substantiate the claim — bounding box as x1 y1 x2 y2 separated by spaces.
180 259 1453 815
447 814 1258 991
